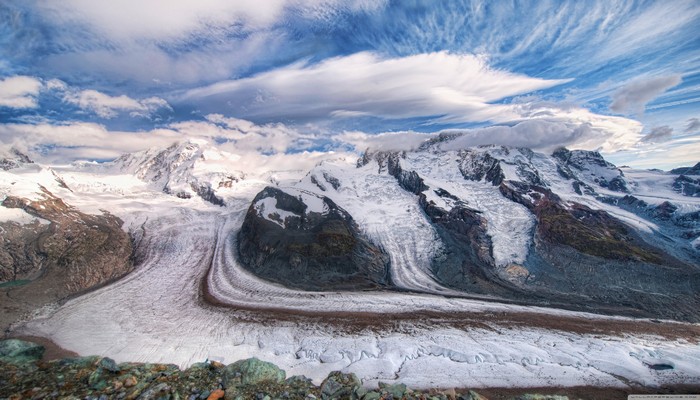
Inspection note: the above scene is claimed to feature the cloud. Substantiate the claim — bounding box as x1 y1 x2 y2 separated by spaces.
610 74 682 114
182 51 571 124
62 88 172 119
34 0 386 43
0 75 42 108
337 109 643 155
640 126 673 143
685 117 700 133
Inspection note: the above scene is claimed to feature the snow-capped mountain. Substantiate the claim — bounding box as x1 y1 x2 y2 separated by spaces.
109 140 247 206
236 136 700 320
4 138 700 389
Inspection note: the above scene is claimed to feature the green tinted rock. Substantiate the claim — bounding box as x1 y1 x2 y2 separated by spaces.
222 358 285 388
379 382 407 398
320 371 361 400
0 339 44 365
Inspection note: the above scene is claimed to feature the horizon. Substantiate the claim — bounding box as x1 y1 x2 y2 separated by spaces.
1 0 699 170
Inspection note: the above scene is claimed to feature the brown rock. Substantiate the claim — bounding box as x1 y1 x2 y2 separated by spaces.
207 389 225 400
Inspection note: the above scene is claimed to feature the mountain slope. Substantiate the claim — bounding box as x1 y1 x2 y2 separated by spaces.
236 138 700 320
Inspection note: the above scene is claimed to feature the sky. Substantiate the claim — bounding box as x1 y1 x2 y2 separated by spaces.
0 0 699 169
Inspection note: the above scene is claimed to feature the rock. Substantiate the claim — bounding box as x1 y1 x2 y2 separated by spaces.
206 389 225 400
459 390 489 400
0 339 45 365
362 392 381 400
99 357 120 372
320 371 361 400
378 382 407 398
137 382 171 399
123 375 138 388
238 187 390 291
516 395 568 400
222 358 285 388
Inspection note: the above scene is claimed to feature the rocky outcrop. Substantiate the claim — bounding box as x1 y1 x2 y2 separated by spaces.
419 191 508 294
673 175 700 197
670 162 700 175
457 150 505 185
552 148 629 192
499 181 700 321
0 189 133 330
238 187 390 291
0 149 33 171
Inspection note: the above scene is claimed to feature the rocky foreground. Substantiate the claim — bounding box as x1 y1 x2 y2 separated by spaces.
1 339 699 400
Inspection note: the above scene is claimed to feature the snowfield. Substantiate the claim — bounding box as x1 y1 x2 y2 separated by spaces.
3 142 700 389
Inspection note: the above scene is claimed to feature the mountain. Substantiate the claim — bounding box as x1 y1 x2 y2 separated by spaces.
237 138 700 320
2 138 699 322
108 140 246 206
1 161 132 331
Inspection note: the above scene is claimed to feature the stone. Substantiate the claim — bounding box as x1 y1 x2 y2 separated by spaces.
99 357 120 373
206 389 225 400
0 339 45 365
320 371 361 400
222 358 285 388
379 382 407 398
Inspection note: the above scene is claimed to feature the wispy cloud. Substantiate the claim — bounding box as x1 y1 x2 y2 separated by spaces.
640 125 673 143
0 75 42 108
609 74 682 114
182 51 571 124
685 117 700 133
63 89 171 119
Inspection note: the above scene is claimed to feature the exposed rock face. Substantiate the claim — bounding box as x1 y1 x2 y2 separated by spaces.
0 149 34 171
113 141 244 206
457 150 505 185
552 147 629 192
419 191 505 294
499 181 700 320
673 175 700 197
238 187 390 291
0 189 133 301
670 162 700 175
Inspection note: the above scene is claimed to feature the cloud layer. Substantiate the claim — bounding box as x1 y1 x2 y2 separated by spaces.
182 51 571 124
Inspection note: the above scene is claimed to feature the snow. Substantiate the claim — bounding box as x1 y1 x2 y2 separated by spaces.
254 196 299 228
3 141 700 390
16 205 700 389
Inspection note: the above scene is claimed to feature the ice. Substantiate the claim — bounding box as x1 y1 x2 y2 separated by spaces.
3 142 699 390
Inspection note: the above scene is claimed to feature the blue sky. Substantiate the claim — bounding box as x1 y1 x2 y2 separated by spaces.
0 0 698 168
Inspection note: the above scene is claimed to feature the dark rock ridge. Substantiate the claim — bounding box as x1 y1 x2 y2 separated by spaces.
673 175 700 197
1 189 133 330
0 148 34 171
670 162 700 175
238 187 390 291
552 147 629 192
375 151 519 295
360 145 700 321
499 181 700 321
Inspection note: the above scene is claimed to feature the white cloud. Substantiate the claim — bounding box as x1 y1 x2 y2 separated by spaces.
336 104 645 155
0 76 43 108
606 136 700 170
63 89 172 119
610 74 682 114
182 51 571 123
35 0 387 42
